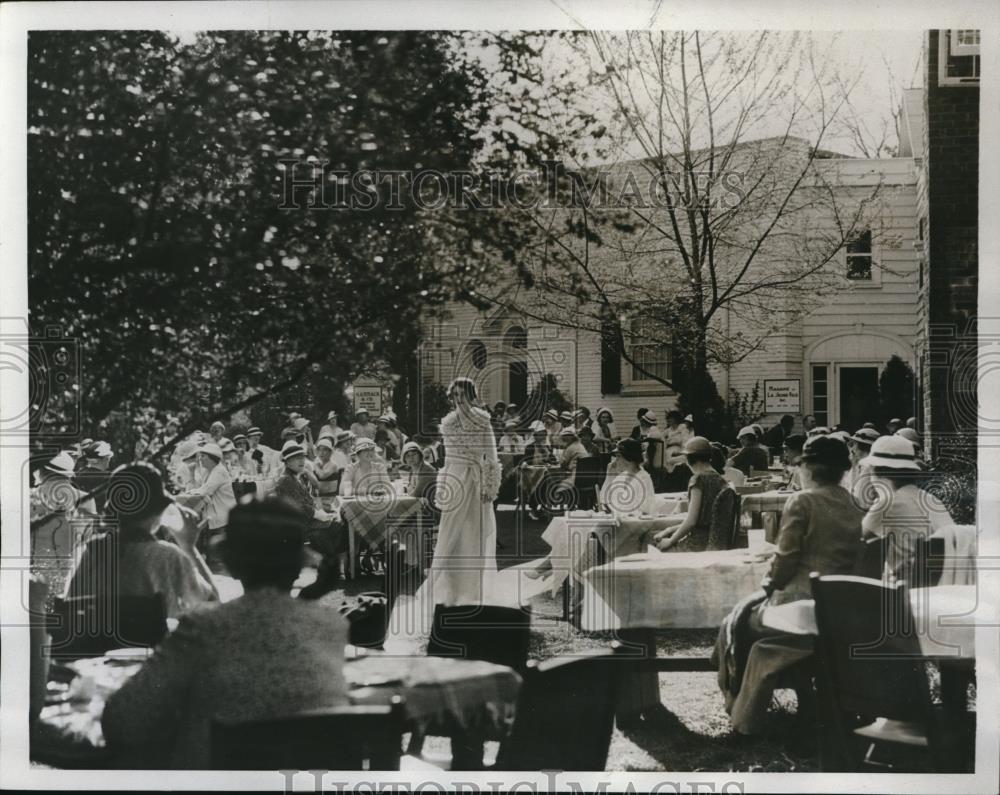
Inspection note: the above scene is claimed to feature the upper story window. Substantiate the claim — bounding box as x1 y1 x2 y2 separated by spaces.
951 29 980 56
627 316 672 383
846 229 873 281
467 339 488 370
940 29 980 86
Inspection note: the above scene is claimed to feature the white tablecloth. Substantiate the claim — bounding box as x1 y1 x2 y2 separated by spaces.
580 547 773 630
760 584 994 659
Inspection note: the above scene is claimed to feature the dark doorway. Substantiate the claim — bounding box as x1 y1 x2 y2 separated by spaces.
505 326 528 407
509 360 528 407
839 367 879 431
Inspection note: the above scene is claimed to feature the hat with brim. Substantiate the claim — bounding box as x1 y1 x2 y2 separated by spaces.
530 420 546 433
232 434 248 444
327 410 338 421
640 411 658 425
355 409 370 417
807 427 830 437
220 440 236 454
177 440 200 461
595 407 614 422
828 430 851 445
280 426 299 440
106 463 173 521
334 430 354 446
281 440 306 461
292 417 310 431
895 427 921 446
683 436 713 455
400 441 423 460
198 442 224 462
543 410 559 422
889 418 902 426
315 437 334 450
616 438 644 463
559 428 578 439
210 421 226 432
850 428 881 447
864 435 920 470
353 438 377 454
44 451 76 477
246 426 263 437
782 434 806 454
504 420 517 430
801 435 851 469
559 411 575 424
85 441 114 459
737 426 756 439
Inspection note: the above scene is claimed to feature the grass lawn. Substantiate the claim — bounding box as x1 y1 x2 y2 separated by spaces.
317 504 819 771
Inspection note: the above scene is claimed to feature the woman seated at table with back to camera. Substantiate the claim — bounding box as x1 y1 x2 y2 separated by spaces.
859 435 952 581
653 436 728 552
721 435 866 736
340 437 393 497
102 498 351 769
67 464 219 620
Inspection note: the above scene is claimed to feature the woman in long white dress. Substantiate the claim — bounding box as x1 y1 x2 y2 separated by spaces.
426 377 502 606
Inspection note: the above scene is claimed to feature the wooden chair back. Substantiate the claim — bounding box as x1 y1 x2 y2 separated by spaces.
211 698 405 770
493 648 621 771
427 604 532 673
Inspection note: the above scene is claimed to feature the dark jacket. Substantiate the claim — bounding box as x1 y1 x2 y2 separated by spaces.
711 589 769 713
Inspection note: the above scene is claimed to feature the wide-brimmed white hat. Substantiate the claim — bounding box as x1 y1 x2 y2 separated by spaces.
198 442 224 461
864 435 921 470
737 426 756 439
334 430 354 446
595 406 614 422
895 427 921 448
315 437 334 450
44 451 76 477
530 420 546 433
640 410 658 425
353 438 377 453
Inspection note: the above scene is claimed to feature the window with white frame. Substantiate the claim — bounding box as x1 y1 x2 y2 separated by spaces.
951 29 980 56
940 29 980 85
627 316 672 383
846 229 874 281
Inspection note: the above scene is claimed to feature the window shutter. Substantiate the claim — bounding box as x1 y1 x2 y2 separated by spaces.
600 315 622 395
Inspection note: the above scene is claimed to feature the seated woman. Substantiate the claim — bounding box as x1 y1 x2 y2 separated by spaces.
312 436 343 506
340 438 392 497
101 498 351 769
400 441 437 504
598 438 657 515
67 464 219 619
720 435 866 735
592 407 618 454
860 435 952 581
530 438 656 581
654 436 728 552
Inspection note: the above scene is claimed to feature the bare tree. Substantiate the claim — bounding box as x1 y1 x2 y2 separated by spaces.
479 31 901 420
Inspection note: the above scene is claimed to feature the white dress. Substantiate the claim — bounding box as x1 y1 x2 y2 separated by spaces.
426 406 502 606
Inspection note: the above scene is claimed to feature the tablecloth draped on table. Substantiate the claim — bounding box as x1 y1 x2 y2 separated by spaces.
540 510 687 596
34 651 521 765
580 547 773 631
339 495 426 568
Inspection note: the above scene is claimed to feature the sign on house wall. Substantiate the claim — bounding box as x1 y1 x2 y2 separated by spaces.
353 386 383 416
764 379 801 413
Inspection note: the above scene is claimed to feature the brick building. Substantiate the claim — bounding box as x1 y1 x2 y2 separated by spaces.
903 30 979 469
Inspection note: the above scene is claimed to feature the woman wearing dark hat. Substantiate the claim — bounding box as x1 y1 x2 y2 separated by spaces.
779 433 807 490
726 435 865 735
758 435 865 603
67 464 218 619
653 436 728 551
102 498 350 768
860 435 952 581
598 438 657 515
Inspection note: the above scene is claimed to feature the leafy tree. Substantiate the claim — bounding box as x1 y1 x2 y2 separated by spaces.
27 30 550 444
